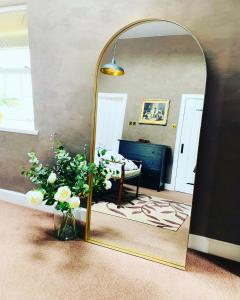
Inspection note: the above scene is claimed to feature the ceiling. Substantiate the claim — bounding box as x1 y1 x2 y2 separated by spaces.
119 21 190 39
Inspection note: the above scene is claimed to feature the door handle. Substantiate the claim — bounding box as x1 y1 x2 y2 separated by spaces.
180 144 184 153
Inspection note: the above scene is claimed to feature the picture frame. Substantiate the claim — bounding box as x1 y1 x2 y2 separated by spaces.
139 99 170 125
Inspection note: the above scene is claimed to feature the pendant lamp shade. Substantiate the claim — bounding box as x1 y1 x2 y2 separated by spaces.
100 42 125 76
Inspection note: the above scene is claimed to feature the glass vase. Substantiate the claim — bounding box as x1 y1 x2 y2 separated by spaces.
54 210 77 241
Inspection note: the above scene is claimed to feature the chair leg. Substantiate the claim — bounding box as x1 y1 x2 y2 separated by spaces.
117 180 124 208
136 174 141 198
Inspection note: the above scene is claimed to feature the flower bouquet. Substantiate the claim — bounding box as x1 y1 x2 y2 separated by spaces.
22 145 112 240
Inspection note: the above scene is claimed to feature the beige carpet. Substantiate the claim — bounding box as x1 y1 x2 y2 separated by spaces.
0 201 239 300
91 210 190 265
92 195 191 231
129 185 193 205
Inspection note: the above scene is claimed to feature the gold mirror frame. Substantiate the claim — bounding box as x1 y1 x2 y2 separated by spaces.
85 18 207 270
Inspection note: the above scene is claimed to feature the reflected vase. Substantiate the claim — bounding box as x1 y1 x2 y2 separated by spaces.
54 210 77 241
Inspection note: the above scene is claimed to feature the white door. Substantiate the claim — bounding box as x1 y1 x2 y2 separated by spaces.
95 93 127 153
175 95 204 194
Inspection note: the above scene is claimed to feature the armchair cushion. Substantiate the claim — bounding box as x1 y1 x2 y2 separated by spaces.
125 168 141 179
95 148 139 171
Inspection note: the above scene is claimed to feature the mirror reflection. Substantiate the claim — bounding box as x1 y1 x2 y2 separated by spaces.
89 21 206 268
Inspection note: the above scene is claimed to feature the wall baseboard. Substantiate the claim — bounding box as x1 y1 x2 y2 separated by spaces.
0 188 86 221
0 188 239 262
164 183 174 191
188 234 240 262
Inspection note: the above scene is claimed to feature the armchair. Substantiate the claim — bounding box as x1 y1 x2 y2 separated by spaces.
101 158 142 207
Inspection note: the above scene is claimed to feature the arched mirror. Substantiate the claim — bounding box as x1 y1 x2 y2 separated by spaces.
86 20 206 270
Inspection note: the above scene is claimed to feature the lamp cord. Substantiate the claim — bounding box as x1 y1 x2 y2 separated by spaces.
112 41 118 63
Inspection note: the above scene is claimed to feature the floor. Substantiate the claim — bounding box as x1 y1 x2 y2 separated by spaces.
109 184 193 205
90 185 193 266
91 210 190 266
139 186 193 205
0 201 239 300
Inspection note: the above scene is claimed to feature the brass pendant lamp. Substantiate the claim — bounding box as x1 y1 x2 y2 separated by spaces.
100 41 125 76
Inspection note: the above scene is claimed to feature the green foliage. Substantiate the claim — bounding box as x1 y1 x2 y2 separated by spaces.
55 201 71 212
21 152 52 186
92 160 110 193
97 148 107 157
22 144 110 212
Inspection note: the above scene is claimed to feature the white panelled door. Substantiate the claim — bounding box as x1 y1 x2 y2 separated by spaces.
175 95 204 194
95 93 127 153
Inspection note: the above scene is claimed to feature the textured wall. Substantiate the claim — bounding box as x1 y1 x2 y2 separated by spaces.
0 0 239 245
99 35 206 182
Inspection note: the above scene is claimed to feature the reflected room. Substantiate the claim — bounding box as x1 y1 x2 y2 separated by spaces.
89 21 206 267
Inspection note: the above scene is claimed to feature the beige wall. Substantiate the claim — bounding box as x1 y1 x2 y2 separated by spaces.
99 35 206 182
0 0 239 243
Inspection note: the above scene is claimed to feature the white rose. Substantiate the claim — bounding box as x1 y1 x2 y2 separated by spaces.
70 196 80 209
105 180 112 190
47 172 57 184
54 186 71 202
26 190 44 205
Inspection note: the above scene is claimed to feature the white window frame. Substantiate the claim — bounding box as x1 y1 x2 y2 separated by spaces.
0 4 38 135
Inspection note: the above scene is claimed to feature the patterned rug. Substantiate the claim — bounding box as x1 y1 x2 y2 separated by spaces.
92 195 191 231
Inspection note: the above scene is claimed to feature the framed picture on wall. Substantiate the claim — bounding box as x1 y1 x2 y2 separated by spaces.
139 99 170 125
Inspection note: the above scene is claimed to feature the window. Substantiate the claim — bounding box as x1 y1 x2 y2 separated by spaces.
0 6 36 134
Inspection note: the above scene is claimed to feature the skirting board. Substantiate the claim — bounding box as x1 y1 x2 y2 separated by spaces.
0 188 86 222
0 188 239 262
188 234 240 262
164 183 174 191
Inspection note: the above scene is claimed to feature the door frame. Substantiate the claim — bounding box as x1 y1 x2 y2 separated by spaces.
98 92 128 103
165 94 204 191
